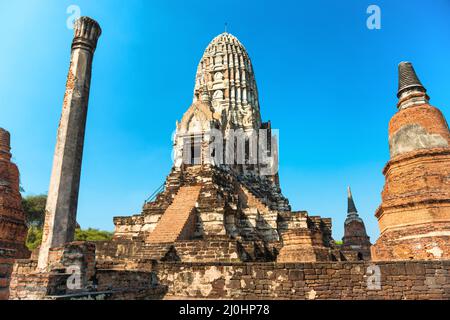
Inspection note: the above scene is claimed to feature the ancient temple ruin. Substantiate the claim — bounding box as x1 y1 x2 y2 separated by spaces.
1 17 449 300
107 31 365 264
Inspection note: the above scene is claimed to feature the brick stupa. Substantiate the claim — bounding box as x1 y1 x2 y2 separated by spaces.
0 128 29 300
341 187 371 260
0 128 29 259
371 62 450 260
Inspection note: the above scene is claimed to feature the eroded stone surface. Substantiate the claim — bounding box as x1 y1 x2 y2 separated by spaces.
38 17 102 270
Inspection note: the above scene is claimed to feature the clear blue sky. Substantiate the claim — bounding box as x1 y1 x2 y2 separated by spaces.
1 0 449 241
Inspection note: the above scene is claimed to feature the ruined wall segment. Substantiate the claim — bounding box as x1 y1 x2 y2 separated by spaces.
277 212 331 262
155 260 449 300
9 255 450 300
372 62 450 261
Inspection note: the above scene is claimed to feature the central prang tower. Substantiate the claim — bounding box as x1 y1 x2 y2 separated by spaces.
172 33 277 181
106 32 367 264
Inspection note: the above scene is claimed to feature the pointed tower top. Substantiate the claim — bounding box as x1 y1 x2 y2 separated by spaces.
347 186 358 214
346 186 363 225
397 61 426 98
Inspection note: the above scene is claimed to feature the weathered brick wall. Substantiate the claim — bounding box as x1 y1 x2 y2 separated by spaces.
96 238 277 263
373 149 450 260
155 260 450 300
9 258 166 300
372 222 450 261
0 257 14 299
8 257 450 300
8 259 71 300
165 240 241 262
388 105 450 151
9 242 97 300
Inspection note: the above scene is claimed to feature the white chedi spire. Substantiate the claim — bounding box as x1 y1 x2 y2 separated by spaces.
193 32 262 130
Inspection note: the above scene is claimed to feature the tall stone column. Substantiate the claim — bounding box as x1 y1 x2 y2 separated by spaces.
38 17 101 270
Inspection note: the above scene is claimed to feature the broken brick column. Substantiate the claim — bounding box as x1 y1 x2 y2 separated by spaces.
38 17 101 270
0 128 29 259
0 128 30 300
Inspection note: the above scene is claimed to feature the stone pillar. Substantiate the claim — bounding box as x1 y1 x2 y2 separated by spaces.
38 17 101 270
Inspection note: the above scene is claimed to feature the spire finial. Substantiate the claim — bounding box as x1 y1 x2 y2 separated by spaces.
397 61 426 98
347 186 358 214
396 62 430 109
345 186 363 224
224 22 228 33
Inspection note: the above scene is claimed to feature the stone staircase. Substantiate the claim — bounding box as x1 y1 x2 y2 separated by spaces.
147 186 201 243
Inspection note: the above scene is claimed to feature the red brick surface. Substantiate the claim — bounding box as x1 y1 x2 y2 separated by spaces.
0 129 30 300
373 103 450 260
389 104 450 143
147 186 201 243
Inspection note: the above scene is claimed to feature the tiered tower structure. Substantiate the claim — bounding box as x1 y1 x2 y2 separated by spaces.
106 32 355 263
372 62 450 260
0 128 29 259
172 32 278 181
